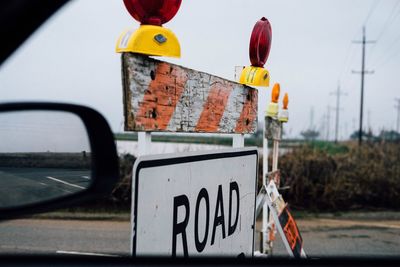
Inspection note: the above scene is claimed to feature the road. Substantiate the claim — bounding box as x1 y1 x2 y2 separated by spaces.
0 167 91 207
0 217 399 257
255 218 400 257
0 219 130 256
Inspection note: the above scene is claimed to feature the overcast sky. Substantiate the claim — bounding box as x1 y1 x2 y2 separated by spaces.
0 111 90 152
0 0 399 139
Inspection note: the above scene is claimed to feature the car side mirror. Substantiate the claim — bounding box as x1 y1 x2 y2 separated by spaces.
0 102 119 220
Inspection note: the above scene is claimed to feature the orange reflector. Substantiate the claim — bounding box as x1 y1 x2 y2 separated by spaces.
283 93 288 109
271 83 280 103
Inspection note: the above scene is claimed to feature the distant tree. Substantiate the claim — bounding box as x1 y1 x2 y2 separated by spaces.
349 130 375 141
378 130 400 141
300 129 319 141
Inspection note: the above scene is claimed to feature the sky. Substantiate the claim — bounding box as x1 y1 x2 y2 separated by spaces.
0 0 399 140
0 111 90 153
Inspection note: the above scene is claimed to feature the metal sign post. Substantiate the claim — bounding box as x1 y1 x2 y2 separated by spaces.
232 134 245 148
265 180 306 258
261 83 280 255
259 89 301 258
263 116 282 255
138 132 151 156
236 16 272 255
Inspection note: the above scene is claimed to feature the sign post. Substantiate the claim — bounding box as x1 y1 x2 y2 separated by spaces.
265 180 306 258
236 17 272 256
264 116 281 255
263 83 281 255
138 132 151 156
232 135 245 148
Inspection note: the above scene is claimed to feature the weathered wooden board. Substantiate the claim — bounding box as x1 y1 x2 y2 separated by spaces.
265 116 282 140
121 53 258 133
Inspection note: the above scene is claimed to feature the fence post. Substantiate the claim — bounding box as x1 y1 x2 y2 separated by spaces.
232 134 245 148
138 132 151 156
261 115 269 254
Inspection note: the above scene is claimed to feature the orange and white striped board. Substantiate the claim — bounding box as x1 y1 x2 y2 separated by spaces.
121 53 258 134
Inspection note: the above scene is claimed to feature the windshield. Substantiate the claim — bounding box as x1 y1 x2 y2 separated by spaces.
0 0 399 259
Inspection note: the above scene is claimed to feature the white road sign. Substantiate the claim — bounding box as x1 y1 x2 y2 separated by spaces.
131 148 258 257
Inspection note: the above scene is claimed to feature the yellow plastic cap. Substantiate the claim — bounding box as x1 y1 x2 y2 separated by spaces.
279 109 289 122
116 25 180 58
267 102 279 118
239 66 270 87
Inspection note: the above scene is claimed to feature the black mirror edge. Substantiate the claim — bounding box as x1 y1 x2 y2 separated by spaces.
0 102 120 220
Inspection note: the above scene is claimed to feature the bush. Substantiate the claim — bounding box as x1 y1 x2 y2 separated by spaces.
279 142 400 211
72 142 400 213
110 153 136 209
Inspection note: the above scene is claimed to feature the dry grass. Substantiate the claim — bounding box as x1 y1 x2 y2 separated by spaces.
65 142 400 213
278 142 400 211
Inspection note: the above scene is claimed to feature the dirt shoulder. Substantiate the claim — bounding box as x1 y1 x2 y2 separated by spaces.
30 210 400 223
297 218 400 231
30 211 130 221
256 211 400 232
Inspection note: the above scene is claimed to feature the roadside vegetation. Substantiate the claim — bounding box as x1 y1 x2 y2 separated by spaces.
109 140 400 213
278 141 400 211
0 152 91 169
37 139 400 217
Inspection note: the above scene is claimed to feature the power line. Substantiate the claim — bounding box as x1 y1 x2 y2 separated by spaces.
339 1 381 87
367 1 400 61
376 1 400 41
338 42 357 82
374 34 400 67
364 0 382 26
352 26 375 146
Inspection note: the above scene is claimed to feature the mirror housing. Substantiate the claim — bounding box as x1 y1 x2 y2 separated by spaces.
0 102 119 220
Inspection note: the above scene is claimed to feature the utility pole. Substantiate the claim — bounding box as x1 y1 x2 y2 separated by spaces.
352 26 375 146
367 109 371 131
326 105 334 141
319 114 326 137
310 107 315 130
330 82 347 143
395 98 400 132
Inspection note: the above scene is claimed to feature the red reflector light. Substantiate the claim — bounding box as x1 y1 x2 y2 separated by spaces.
249 17 272 67
123 0 182 26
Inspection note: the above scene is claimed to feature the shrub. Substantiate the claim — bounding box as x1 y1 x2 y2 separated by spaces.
279 142 400 211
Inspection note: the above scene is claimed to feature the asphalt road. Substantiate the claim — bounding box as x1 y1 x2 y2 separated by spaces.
0 219 130 256
0 217 399 258
255 218 400 257
0 167 91 207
